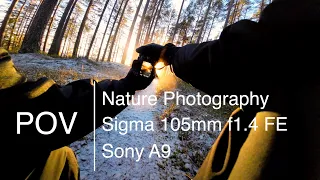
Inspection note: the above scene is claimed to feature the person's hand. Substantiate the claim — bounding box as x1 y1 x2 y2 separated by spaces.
136 43 177 66
136 43 164 61
123 59 155 91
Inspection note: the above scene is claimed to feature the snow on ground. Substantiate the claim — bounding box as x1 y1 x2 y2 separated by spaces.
12 53 232 180
71 81 176 180
12 53 129 81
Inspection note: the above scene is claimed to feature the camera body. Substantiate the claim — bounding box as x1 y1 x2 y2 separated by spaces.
138 55 157 78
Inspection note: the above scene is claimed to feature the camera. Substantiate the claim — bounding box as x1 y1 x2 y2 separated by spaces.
140 61 153 78
137 55 157 78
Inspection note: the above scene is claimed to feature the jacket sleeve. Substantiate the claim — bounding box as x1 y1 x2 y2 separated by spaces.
31 77 136 151
168 20 261 96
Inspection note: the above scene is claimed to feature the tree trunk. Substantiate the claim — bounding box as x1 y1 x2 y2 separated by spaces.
92 37 98 58
150 0 165 42
132 0 151 59
196 0 214 43
121 0 143 64
171 0 185 43
236 2 245 21
259 0 265 18
61 18 74 57
223 0 234 28
140 24 148 45
230 0 239 24
48 0 78 56
14 2 30 47
107 0 129 62
181 29 187 46
144 0 160 44
163 7 174 44
19 0 59 53
190 2 206 43
0 0 19 45
200 19 209 43
102 1 123 62
206 9 219 41
64 36 72 57
24 0 44 44
61 33 69 56
18 3 37 45
82 34 91 57
42 0 62 52
113 33 121 61
7 0 27 50
97 0 118 61
102 0 126 62
72 0 94 58
86 0 111 58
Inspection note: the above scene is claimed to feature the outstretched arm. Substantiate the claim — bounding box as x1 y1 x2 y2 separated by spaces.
138 20 261 96
35 60 153 151
0 47 154 151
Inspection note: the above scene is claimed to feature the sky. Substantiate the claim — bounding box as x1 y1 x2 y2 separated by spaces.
172 0 184 12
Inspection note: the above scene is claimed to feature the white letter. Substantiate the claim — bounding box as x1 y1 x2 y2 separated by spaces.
176 92 185 105
161 145 171 158
115 147 124 158
36 112 57 135
277 117 287 131
265 117 275 131
196 93 202 105
17 112 33 134
125 147 134 158
136 148 144 162
239 95 249 109
250 91 259 106
125 92 132 105
148 95 157 106
164 92 175 105
130 121 143 131
202 95 211 106
186 95 196 106
260 95 269 109
119 121 128 135
228 95 238 107
102 144 113 158
149 144 160 158
212 95 222 109
59 112 77 134
145 121 154 132
103 91 114 105
102 117 113 131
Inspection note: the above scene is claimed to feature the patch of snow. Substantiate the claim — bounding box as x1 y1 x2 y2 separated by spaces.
11 53 130 80
70 82 173 180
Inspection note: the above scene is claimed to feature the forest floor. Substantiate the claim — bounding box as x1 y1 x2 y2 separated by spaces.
12 53 233 180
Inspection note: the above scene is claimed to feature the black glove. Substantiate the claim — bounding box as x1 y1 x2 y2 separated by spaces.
136 43 178 66
136 43 164 61
123 59 155 91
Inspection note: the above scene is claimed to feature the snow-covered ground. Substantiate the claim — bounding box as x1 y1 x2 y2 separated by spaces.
72 82 177 180
12 53 232 180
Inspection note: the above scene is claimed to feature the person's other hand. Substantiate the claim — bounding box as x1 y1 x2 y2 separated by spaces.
136 43 178 66
136 43 164 61
124 59 155 91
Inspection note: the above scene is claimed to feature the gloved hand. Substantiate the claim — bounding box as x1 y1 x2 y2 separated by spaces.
123 59 155 91
136 43 178 66
136 43 164 61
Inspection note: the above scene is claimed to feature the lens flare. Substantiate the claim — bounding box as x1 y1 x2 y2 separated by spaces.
154 62 166 77
154 62 177 94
